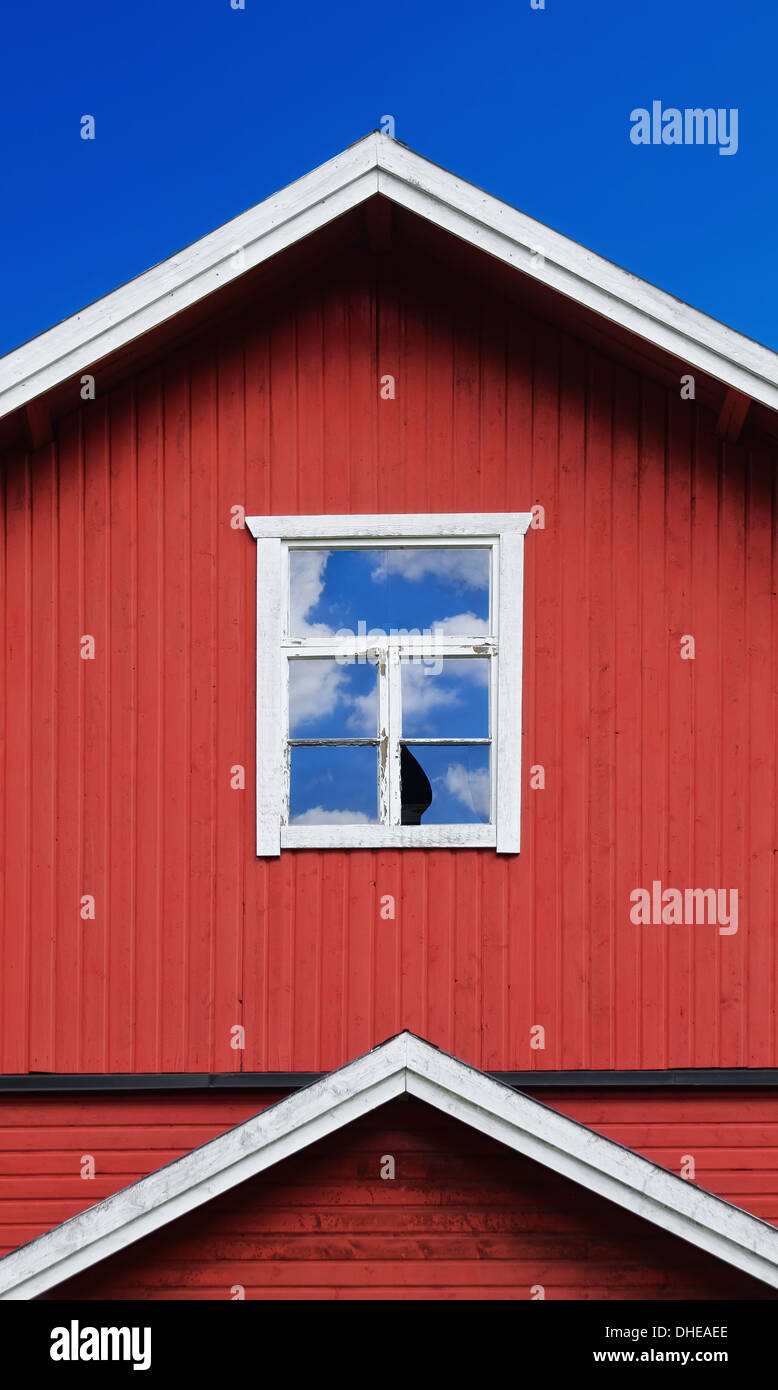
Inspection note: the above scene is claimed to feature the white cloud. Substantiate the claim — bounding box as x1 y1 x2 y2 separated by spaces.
346 690 378 735
371 549 489 591
443 763 490 819
289 659 349 731
290 550 335 637
431 611 489 638
290 658 378 734
290 807 373 825
401 662 462 726
401 655 489 734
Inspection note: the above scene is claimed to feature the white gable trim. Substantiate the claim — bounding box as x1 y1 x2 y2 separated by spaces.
2 134 778 422
1 1033 778 1299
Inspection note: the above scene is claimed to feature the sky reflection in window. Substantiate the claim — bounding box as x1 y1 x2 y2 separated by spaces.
401 657 489 739
402 745 490 824
289 658 378 738
289 547 490 637
289 745 378 825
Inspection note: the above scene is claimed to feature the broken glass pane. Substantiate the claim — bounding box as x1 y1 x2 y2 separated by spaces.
289 547 490 638
289 746 378 825
400 745 433 825
401 744 490 825
289 657 377 739
401 657 489 739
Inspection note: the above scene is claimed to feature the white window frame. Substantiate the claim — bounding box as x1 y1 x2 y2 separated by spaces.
246 513 532 855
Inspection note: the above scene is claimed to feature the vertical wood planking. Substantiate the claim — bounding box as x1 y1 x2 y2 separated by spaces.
665 394 694 1064
719 442 747 1062
452 306 482 1062
54 417 82 1069
638 380 668 1066
29 444 56 1068
691 412 721 1066
242 326 270 1068
611 367 641 1068
80 404 110 1069
2 243 778 1074
586 357 615 1068
504 318 535 1069
744 445 774 1065
2 450 31 1072
556 338 588 1070
107 388 137 1069
160 362 191 1068
186 351 218 1069
213 341 246 1070
480 318 509 1064
133 372 163 1071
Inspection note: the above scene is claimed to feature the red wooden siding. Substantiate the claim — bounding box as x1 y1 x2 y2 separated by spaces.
0 1094 281 1257
39 1098 777 1301
2 235 778 1073
2 1088 778 1259
545 1089 778 1226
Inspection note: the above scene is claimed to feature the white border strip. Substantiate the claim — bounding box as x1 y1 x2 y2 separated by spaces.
496 529 524 852
256 538 283 857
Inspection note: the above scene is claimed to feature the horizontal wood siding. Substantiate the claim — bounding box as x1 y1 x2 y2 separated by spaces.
40 1099 777 1301
2 241 778 1072
547 1089 778 1225
2 1089 778 1258
0 1094 281 1256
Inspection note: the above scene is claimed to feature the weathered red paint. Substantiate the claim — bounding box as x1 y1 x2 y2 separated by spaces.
3 1088 778 1258
0 1094 282 1256
38 1099 776 1301
2 216 777 1077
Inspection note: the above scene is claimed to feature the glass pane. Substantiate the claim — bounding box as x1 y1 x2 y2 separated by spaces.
401 745 490 825
290 746 378 825
401 657 489 739
289 547 490 638
289 658 377 738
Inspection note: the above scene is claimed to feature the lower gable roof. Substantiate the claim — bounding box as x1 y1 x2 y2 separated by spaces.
1 1031 778 1299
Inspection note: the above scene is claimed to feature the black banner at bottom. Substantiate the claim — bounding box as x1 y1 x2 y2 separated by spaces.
2 1299 775 1379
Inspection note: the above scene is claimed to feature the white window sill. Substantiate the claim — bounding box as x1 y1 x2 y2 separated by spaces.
281 824 498 850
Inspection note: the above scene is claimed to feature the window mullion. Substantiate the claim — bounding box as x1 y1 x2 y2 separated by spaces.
282 653 290 825
377 648 391 824
387 649 402 826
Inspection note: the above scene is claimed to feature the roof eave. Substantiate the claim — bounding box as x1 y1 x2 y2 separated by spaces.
1 132 778 426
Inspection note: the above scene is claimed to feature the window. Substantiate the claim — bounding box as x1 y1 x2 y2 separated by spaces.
247 513 532 854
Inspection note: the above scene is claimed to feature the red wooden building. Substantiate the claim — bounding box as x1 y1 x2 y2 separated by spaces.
1 133 778 1300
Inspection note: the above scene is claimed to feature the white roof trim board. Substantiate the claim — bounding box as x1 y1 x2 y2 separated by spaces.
1 1032 777 1299
2 133 778 422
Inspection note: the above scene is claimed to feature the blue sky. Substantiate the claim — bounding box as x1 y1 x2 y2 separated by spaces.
2 0 776 355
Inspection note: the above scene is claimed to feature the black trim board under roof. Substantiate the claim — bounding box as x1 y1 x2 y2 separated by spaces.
2 1067 778 1093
